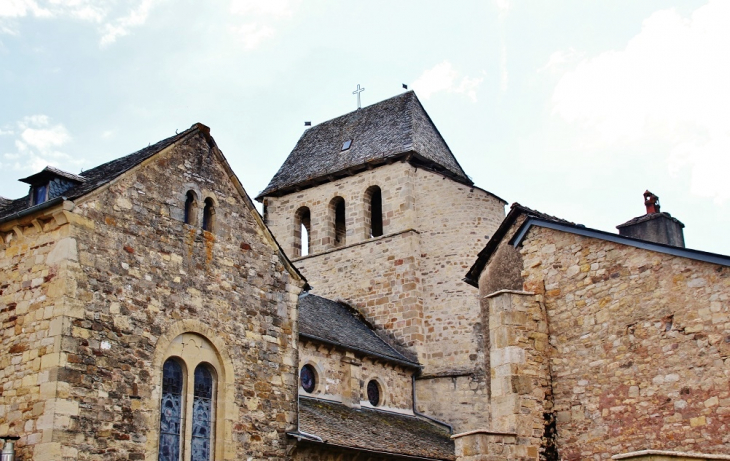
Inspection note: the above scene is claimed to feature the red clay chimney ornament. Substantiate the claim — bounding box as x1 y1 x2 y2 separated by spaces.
644 190 660 214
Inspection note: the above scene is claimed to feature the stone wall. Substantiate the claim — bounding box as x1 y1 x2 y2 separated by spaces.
415 374 490 433
263 162 505 433
262 162 417 257
414 170 505 372
517 226 730 459
0 202 79 461
1 131 305 460
299 340 414 411
296 231 424 353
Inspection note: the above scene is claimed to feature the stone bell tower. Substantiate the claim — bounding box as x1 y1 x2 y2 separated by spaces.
257 91 506 432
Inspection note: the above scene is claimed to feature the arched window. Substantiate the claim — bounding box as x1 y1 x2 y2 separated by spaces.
159 359 184 461
192 365 214 461
294 207 311 257
202 198 215 232
157 333 222 461
184 191 197 225
364 186 383 238
330 197 346 248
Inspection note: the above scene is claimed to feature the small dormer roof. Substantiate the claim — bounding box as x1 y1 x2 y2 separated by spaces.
257 91 471 199
18 165 86 185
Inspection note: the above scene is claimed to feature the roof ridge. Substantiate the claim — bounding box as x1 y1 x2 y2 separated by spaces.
0 124 202 221
407 92 470 181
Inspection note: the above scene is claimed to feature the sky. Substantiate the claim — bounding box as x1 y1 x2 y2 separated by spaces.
2 0 729 255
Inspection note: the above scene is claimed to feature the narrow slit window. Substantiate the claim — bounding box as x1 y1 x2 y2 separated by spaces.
330 197 346 247
191 365 214 461
159 359 184 461
184 191 197 225
202 198 215 232
295 207 311 257
366 186 383 238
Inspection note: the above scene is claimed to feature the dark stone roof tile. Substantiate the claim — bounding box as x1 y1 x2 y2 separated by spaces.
298 293 419 367
0 126 198 221
616 211 684 229
298 397 455 460
258 91 470 199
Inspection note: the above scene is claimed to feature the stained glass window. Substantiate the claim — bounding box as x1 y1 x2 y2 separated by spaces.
192 365 214 461
367 380 380 407
159 359 184 461
300 365 316 393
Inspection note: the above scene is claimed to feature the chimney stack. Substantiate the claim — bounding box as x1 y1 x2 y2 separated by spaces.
617 191 685 247
644 190 660 214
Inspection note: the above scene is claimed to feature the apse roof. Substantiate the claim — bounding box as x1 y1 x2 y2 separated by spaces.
298 293 419 368
257 91 471 199
293 397 455 460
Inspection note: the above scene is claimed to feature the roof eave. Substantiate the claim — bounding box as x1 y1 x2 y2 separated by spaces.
256 150 473 201
299 332 421 369
289 437 452 461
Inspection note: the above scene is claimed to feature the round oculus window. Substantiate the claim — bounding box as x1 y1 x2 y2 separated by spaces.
300 364 316 393
367 380 380 406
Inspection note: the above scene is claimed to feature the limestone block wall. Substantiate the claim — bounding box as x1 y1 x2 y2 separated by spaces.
299 341 349 403
360 356 413 411
484 291 549 457
297 231 424 353
263 162 417 257
0 205 80 461
299 340 414 411
263 162 506 434
415 374 490 433
0 132 305 460
410 171 504 434
414 171 505 372
518 226 730 459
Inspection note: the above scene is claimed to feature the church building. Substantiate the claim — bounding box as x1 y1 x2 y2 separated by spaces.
1 92 729 461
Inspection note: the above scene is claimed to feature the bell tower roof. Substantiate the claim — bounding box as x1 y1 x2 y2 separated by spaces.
257 91 471 200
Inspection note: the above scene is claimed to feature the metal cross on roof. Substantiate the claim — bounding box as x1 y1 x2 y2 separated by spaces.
352 84 365 109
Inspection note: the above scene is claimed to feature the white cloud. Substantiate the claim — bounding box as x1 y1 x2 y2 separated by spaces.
0 0 159 45
550 0 730 202
228 0 300 49
494 0 509 14
230 0 300 18
0 0 50 18
412 61 484 102
538 48 583 74
2 115 82 172
230 22 274 49
100 0 156 46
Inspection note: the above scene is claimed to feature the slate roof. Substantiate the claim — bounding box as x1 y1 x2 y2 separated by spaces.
295 397 455 460
616 211 685 229
257 91 471 199
298 293 419 368
18 165 87 184
0 125 200 222
464 202 730 288
463 203 574 287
